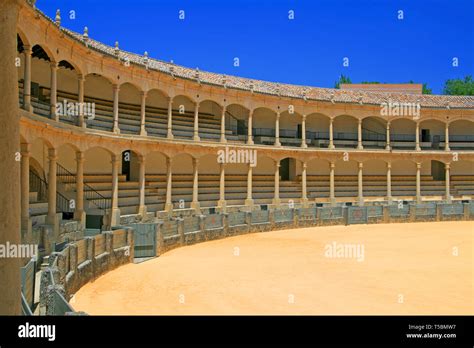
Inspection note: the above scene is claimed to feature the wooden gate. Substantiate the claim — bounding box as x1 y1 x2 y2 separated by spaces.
131 223 157 258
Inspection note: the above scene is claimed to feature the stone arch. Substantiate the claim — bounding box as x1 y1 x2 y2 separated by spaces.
226 103 250 141
172 95 196 139
333 114 358 142
84 73 114 131
306 112 330 142
84 147 113 174
199 100 223 140
252 107 277 141
118 82 142 135
306 158 331 200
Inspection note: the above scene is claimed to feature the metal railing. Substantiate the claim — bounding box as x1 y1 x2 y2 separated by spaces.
56 163 111 213
29 171 48 202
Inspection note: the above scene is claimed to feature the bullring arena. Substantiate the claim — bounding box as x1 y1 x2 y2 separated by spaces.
0 1 473 316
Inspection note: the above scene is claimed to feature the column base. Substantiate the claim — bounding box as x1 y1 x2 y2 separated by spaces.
167 131 174 139
190 201 201 213
330 198 337 207
113 127 121 134
140 128 147 136
445 196 452 203
274 141 281 147
137 205 147 217
23 103 33 113
445 146 450 152
73 210 86 229
109 208 121 227
245 198 254 207
247 140 254 145
416 196 422 204
220 137 227 143
328 144 335 150
415 146 421 151
386 196 393 204
357 144 364 150
358 197 365 206
301 198 309 208
217 200 227 210
193 135 200 141
165 203 174 212
50 111 59 122
385 145 391 151
272 198 281 207
301 143 308 149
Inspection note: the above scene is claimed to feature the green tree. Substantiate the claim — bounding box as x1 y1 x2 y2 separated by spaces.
334 74 352 89
408 80 432 95
443 76 474 96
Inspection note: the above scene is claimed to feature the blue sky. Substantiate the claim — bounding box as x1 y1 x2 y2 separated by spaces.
38 0 473 94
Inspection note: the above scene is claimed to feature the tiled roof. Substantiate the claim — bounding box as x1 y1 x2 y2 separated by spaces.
33 5 474 109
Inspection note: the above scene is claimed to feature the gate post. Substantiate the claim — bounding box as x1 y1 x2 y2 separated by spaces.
155 221 165 256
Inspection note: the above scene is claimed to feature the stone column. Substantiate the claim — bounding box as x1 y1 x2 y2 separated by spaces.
74 151 85 226
217 163 226 210
110 154 121 226
77 74 85 127
301 115 307 148
247 109 254 145
193 102 200 141
50 61 58 121
415 122 420 151
167 97 174 139
329 161 336 205
112 84 120 133
23 44 33 112
245 163 254 206
272 160 281 206
0 0 21 315
445 123 450 151
137 155 147 216
274 111 281 147
386 162 392 203
329 118 335 149
385 122 391 150
357 118 363 149
445 163 451 203
21 142 30 233
301 161 308 206
357 162 364 206
47 148 58 224
220 104 227 143
191 158 200 212
139 91 147 136
416 162 422 203
165 157 173 212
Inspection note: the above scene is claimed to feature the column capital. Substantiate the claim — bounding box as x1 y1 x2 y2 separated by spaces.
112 84 120 92
358 162 363 169
416 162 422 169
302 114 306 121
445 162 450 169
50 61 58 69
23 44 32 54
75 151 85 162
140 90 147 98
330 161 335 169
275 160 281 167
20 142 31 154
302 161 307 169
193 157 199 166
78 74 85 82
386 162 392 169
166 157 172 166
111 153 120 164
48 147 57 160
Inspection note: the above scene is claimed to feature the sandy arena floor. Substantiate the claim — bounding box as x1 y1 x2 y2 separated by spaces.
72 221 473 315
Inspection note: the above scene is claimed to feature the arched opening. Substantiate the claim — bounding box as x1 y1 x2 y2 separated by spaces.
30 44 53 118
448 120 474 150
56 60 81 125
306 158 330 201
118 83 142 135
252 107 276 145
363 159 388 199
145 89 169 138
279 110 303 147
84 74 114 131
419 119 445 150
333 115 358 148
145 151 168 212
226 104 249 143
198 100 222 141
390 118 416 150
172 95 195 140
198 154 220 208
171 153 194 209
306 113 330 148
362 116 387 148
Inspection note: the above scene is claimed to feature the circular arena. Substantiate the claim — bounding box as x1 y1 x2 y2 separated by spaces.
0 0 473 316
73 222 473 315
